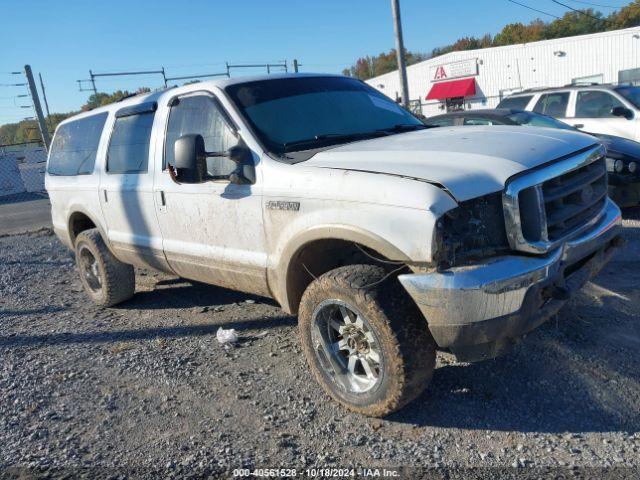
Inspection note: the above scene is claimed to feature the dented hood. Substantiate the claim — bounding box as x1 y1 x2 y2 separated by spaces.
304 126 600 202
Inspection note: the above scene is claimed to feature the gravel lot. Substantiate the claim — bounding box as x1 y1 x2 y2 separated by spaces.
1 213 639 479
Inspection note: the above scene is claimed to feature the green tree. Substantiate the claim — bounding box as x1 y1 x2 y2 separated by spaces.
1 87 152 145
343 49 427 80
82 87 151 111
609 0 640 28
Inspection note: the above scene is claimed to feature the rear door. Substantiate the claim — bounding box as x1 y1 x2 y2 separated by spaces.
532 91 571 122
569 89 637 139
98 102 170 271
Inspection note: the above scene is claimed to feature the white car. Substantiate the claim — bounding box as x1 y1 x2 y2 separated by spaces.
498 84 640 142
46 74 622 416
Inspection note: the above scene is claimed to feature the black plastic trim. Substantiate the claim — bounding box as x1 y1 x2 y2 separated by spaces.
115 101 158 118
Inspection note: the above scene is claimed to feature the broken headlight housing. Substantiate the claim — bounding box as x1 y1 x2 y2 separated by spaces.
434 192 511 269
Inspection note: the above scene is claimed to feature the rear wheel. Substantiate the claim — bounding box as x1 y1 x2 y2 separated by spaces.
75 228 135 307
298 264 436 417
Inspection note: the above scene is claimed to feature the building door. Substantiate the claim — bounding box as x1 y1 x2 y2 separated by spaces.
446 97 464 112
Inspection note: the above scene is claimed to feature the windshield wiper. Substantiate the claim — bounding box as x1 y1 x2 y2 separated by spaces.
283 130 389 152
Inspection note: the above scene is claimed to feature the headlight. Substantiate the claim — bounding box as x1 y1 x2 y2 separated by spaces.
614 159 625 173
434 192 511 269
629 161 637 174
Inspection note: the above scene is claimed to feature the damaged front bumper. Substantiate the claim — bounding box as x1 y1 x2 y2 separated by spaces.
399 198 623 362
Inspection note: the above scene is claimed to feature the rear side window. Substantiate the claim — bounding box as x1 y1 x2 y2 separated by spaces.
533 93 569 117
497 95 533 110
48 113 108 176
107 107 155 174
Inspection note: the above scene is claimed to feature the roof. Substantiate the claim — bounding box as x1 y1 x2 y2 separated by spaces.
510 84 621 96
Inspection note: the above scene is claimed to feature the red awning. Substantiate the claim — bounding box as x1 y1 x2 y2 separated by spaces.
426 78 476 100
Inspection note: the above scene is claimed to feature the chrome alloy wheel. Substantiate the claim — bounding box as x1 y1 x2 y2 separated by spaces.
311 300 383 394
78 245 103 293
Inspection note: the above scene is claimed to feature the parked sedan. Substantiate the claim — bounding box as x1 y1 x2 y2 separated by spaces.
424 109 640 207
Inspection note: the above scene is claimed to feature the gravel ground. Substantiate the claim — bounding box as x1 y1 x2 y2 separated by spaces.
1 213 639 479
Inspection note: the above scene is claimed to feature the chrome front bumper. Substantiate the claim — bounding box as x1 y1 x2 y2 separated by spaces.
399 198 623 362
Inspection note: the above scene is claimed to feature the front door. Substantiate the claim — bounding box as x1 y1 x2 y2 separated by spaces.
153 91 269 296
571 89 638 140
98 102 170 272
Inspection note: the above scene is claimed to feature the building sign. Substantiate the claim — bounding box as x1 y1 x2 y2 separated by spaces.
430 58 478 82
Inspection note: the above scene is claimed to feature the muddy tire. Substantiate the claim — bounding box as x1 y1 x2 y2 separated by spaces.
74 228 135 307
298 264 436 417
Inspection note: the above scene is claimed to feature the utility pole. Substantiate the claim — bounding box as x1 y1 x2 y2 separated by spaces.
293 59 299 73
38 73 51 120
391 0 410 108
24 65 51 149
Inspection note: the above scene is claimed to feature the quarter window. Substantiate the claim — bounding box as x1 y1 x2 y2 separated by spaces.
533 93 569 117
165 95 237 179
107 111 155 174
48 113 107 176
575 91 625 118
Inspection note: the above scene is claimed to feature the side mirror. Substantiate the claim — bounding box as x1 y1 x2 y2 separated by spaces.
227 143 256 185
611 106 634 120
174 134 207 183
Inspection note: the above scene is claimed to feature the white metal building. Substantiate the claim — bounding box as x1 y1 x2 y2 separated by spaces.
366 26 640 117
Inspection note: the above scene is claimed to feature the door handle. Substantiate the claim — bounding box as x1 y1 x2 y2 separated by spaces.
156 190 167 213
103 189 108 202
573 124 584 129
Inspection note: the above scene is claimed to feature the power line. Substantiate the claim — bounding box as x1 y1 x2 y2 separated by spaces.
550 0 611 22
566 0 624 8
507 0 561 18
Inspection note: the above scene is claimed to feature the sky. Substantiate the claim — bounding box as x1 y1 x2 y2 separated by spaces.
0 0 629 126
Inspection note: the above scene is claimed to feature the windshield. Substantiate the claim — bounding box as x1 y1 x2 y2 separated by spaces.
225 76 423 156
505 111 575 130
615 86 640 109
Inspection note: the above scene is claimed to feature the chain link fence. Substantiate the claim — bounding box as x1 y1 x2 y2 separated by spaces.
0 141 48 204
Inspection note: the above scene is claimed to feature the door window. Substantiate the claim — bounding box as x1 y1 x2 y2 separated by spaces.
533 93 569 117
165 95 237 179
107 112 154 174
575 90 625 118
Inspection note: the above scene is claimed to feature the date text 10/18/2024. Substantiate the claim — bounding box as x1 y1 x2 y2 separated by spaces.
232 468 401 478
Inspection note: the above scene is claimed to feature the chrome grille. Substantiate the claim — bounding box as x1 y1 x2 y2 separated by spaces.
542 158 607 241
503 145 607 254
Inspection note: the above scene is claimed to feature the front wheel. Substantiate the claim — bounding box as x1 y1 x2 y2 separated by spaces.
298 264 436 417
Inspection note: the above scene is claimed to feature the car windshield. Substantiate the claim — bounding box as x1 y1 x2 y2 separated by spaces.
505 111 575 130
225 76 424 157
615 86 640 109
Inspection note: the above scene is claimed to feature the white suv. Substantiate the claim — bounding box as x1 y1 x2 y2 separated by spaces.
46 74 622 416
498 84 640 142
